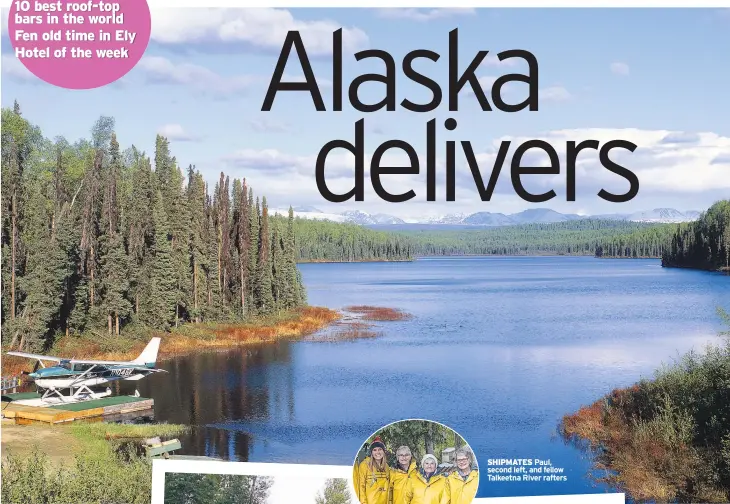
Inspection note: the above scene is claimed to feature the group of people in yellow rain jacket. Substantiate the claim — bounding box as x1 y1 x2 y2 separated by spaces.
353 437 479 504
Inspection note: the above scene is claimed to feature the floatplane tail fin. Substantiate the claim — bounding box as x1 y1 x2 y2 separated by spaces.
131 337 161 367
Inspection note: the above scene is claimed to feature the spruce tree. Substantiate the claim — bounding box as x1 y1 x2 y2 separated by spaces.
97 133 131 335
14 178 66 351
169 162 191 327
98 231 131 335
247 191 259 310
285 206 301 308
217 173 231 309
125 154 153 318
255 197 274 314
0 106 316 341
186 167 206 323
76 149 104 329
236 179 251 318
204 194 222 319
271 220 284 311
154 135 173 200
144 190 176 330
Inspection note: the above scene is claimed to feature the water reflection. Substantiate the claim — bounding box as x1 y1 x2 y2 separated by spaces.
116 341 295 461
104 257 729 498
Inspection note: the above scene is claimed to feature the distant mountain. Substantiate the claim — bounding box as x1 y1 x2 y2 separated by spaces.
340 210 406 225
462 212 515 226
276 207 701 228
424 213 469 224
627 208 692 223
292 205 323 213
510 208 583 224
269 207 347 223
593 208 701 224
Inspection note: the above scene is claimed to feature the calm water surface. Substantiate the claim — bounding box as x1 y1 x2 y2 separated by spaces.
124 257 730 498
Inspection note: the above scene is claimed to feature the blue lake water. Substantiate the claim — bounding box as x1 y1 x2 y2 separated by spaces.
131 256 730 498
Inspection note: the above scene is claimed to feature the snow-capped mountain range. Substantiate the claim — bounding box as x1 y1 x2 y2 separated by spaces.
269 206 701 228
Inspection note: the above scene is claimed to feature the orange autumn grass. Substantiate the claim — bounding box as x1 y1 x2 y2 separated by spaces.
2 307 340 376
344 305 412 321
559 384 728 503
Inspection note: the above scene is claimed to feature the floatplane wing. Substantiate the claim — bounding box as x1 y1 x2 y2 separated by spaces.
6 351 63 362
6 337 166 370
6 352 135 366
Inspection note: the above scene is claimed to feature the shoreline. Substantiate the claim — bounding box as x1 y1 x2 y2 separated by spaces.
2 304 413 377
559 331 730 504
298 255 730 274
1 306 342 377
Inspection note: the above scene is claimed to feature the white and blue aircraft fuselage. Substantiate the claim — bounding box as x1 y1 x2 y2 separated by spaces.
6 337 166 401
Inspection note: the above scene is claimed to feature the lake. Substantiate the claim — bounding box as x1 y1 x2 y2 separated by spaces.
124 256 730 498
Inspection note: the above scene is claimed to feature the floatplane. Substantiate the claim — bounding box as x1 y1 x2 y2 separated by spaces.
6 337 167 403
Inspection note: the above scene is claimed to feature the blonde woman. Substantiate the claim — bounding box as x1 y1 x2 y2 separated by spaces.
403 454 448 504
446 448 479 504
358 436 390 504
389 445 417 504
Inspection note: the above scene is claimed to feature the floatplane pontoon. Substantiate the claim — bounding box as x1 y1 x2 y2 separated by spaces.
6 337 166 402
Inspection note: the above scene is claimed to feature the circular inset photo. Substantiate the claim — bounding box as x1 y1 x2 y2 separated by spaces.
352 418 479 504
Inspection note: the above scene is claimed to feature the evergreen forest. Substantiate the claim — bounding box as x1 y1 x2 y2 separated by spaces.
1 104 305 353
3 104 727 353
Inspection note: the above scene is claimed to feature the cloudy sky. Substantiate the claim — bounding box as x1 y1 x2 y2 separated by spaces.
2 8 729 219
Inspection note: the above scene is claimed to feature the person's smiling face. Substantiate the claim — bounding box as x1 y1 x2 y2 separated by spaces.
397 451 412 469
456 454 470 473
423 459 436 473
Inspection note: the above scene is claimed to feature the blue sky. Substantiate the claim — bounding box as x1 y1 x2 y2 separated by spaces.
2 7 730 219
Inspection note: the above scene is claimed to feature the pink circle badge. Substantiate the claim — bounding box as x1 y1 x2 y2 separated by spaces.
8 0 151 89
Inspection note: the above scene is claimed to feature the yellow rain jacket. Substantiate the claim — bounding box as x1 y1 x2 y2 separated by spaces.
358 458 390 504
446 468 479 504
354 461 362 501
354 454 371 502
404 470 448 504
389 460 417 504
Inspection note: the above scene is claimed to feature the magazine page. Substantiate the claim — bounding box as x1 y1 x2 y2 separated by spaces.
1 1 729 504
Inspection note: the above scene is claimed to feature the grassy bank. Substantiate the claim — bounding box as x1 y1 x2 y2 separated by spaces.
559 308 730 503
3 306 340 376
1 422 188 504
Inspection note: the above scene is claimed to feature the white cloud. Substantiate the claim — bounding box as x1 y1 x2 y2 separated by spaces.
478 75 498 89
711 153 730 165
217 127 730 218
540 86 571 102
375 8 476 22
1 54 37 83
150 8 368 56
1 11 9 37
136 56 255 96
484 53 520 67
610 62 630 76
280 73 333 88
157 123 201 142
487 128 730 194
468 78 570 105
465 76 497 97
